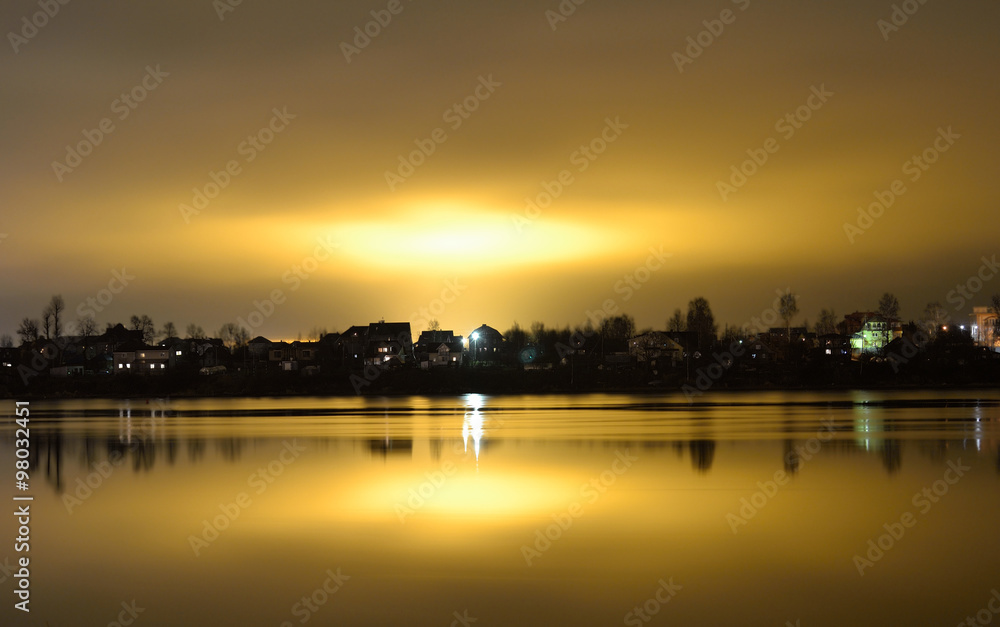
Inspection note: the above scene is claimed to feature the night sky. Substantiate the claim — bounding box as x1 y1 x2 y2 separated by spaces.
2 0 998 339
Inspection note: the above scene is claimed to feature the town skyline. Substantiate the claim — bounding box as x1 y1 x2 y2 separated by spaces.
2 1 999 343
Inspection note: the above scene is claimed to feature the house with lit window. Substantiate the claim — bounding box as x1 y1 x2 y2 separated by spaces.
842 312 896 357
628 332 683 366
113 341 168 373
468 324 505 365
971 306 999 351
365 321 412 367
414 330 465 368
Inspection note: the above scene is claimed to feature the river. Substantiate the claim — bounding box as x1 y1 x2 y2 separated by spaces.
2 391 999 626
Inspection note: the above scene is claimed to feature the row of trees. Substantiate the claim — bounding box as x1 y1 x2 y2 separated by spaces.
8 291 1000 356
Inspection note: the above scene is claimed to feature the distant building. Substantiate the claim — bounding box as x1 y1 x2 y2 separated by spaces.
629 332 683 366
971 306 999 351
414 330 464 368
469 324 504 365
366 321 412 366
114 341 169 374
842 312 896 357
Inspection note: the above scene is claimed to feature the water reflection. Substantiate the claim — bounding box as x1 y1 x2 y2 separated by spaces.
14 394 1000 496
5 393 1000 627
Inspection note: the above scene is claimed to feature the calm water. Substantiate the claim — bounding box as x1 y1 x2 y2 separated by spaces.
2 391 1000 626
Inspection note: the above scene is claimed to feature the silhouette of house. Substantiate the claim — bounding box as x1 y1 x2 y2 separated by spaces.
366 321 412 366
629 332 683 366
414 330 464 368
113 341 169 374
468 324 504 365
330 326 368 368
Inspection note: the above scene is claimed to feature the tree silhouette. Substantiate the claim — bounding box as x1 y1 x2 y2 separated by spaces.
877 292 900 348
816 308 838 335
48 295 65 338
160 321 178 340
778 291 798 342
667 308 685 332
17 318 40 345
686 297 717 352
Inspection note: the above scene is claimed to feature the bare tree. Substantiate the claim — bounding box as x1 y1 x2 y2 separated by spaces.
686 297 717 352
218 322 250 351
877 292 900 348
78 315 98 339
160 321 178 340
778 291 799 341
41 306 53 339
667 308 685 332
130 314 156 344
307 326 327 341
186 323 206 339
17 318 40 345
0 334 13 348
816 308 838 335
48 294 65 338
426 319 441 331
922 301 947 338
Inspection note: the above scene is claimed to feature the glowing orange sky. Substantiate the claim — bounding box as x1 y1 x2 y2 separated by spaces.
1 0 998 340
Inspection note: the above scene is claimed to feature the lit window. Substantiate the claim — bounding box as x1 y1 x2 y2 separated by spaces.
126 363 131 368
118 364 123 369
150 364 156 369
176 350 182 356
160 364 165 369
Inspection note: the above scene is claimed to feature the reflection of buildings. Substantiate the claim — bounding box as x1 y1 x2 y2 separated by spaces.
689 440 715 473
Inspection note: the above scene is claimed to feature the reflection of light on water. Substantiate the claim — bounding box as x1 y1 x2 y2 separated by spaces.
853 408 882 452
117 399 166 444
972 405 982 452
463 394 486 462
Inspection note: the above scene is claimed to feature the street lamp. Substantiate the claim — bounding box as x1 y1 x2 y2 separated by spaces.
471 331 479 365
